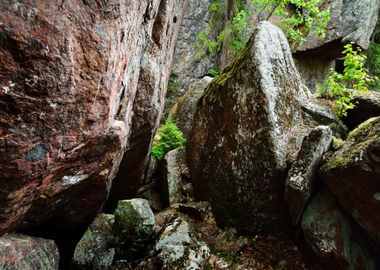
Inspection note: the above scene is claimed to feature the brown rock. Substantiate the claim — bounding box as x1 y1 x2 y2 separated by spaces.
0 0 188 235
320 116 380 245
302 189 376 270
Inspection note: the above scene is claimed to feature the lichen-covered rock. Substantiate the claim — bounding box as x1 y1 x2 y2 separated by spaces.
285 126 333 225
0 233 59 270
73 214 115 270
343 91 380 130
301 189 376 270
0 0 188 235
163 147 192 206
168 76 213 138
156 217 210 269
320 116 380 245
188 21 307 233
113 199 155 243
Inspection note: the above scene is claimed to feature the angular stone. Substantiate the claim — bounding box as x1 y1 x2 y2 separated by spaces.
113 199 155 243
0 233 59 270
0 0 188 235
168 76 213 138
285 126 333 225
188 21 307 233
320 116 380 245
302 189 376 270
155 217 210 269
73 214 115 270
163 147 192 206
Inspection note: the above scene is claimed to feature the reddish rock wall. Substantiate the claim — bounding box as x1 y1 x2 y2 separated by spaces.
0 0 188 235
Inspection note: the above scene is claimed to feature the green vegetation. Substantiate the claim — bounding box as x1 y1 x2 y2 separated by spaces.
195 0 329 60
317 44 376 118
367 42 380 90
151 121 185 160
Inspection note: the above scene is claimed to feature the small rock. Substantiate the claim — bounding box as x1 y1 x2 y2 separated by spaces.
156 217 210 269
73 213 115 270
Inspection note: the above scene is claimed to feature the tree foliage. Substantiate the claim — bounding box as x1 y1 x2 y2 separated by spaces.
317 44 376 118
151 121 185 160
195 0 330 59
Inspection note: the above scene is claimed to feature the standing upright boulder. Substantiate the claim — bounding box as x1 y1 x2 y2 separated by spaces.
188 21 308 233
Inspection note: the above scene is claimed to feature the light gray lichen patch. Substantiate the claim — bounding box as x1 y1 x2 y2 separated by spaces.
62 174 89 186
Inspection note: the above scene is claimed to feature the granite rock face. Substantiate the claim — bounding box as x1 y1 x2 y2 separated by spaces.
173 0 217 89
188 21 308 233
320 116 380 245
297 0 379 53
294 0 379 92
0 0 188 235
285 126 333 225
302 189 376 270
0 233 59 270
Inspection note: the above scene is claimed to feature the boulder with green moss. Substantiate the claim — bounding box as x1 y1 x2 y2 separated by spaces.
320 116 380 245
113 199 155 249
301 189 376 270
188 21 308 233
73 213 115 270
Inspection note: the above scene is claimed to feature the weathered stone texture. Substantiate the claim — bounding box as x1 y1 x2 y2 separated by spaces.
0 0 188 235
320 116 380 245
0 233 59 270
188 21 307 233
302 189 376 270
285 126 332 225
173 0 217 89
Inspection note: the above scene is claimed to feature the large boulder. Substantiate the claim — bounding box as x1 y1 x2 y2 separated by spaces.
188 21 308 233
285 126 333 225
301 189 376 270
320 116 380 245
0 233 59 270
0 0 188 236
